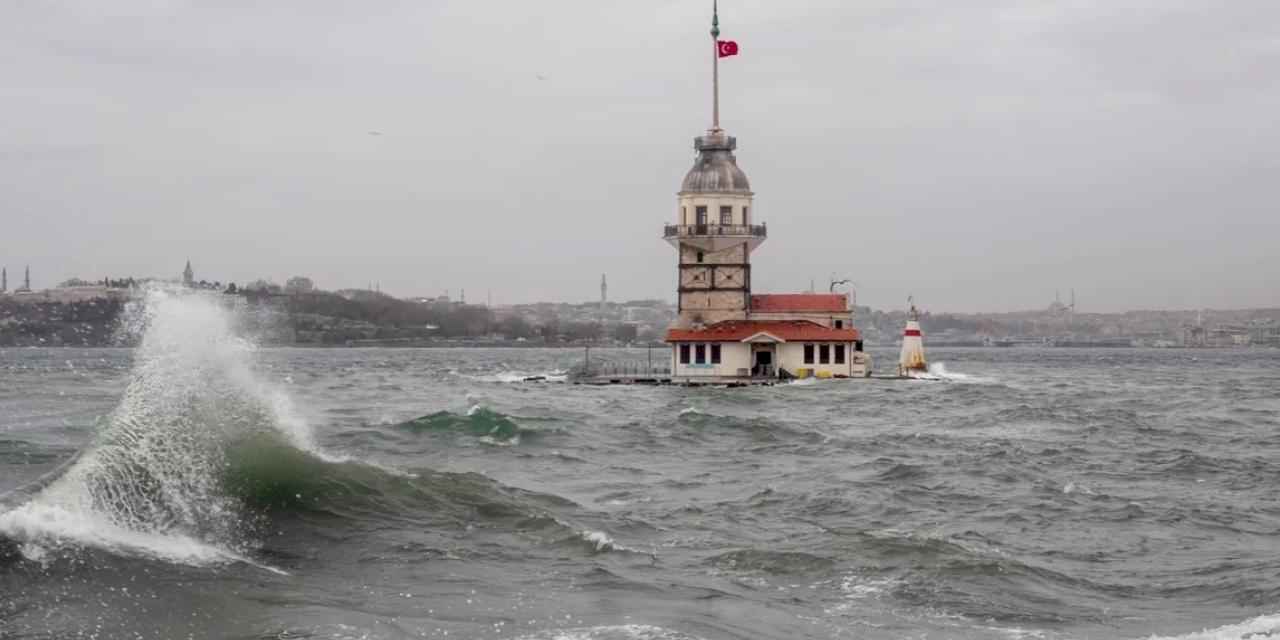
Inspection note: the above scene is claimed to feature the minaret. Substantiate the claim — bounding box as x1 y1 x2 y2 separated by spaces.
899 297 928 377
182 260 194 287
1 267 6 293
664 1 762 328
16 265 31 293
600 274 607 307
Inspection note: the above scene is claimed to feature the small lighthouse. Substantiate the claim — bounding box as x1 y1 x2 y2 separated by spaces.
898 297 928 377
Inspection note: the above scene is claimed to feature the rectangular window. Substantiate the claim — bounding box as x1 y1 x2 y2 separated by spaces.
743 206 749 225
819 344 831 364
720 205 732 225
679 344 690 364
710 344 721 364
695 344 706 364
695 206 708 226
682 206 687 224
834 344 846 364
803 344 815 364
835 320 843 329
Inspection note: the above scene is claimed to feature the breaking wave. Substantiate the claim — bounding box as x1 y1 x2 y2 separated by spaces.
457 368 568 383
392 406 549 444
513 626 706 640
900 361 993 383
0 288 586 569
1140 613 1280 640
0 287 329 567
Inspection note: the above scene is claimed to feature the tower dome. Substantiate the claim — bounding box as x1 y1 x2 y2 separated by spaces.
680 132 751 194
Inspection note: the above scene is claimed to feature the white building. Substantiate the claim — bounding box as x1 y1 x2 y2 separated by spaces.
662 6 869 382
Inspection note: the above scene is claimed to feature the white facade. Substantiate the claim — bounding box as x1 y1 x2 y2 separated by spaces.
776 342 868 378
670 342 753 378
671 338 871 380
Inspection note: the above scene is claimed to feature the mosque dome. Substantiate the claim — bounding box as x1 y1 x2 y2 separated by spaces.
680 132 751 193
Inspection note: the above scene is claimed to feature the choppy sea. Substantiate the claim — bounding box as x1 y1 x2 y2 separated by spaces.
2 289 1279 639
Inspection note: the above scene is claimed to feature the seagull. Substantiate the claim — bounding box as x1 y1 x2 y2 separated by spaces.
367 131 383 136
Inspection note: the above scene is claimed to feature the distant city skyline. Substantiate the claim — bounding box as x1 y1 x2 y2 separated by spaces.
2 1 1278 312
4 258 1277 316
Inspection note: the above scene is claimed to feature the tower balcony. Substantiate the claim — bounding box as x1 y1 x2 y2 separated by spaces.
663 223 767 252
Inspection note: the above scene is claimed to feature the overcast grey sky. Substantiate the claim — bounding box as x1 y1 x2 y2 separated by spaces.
2 0 1277 312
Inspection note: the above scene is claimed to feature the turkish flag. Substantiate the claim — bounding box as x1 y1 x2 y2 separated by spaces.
717 40 739 58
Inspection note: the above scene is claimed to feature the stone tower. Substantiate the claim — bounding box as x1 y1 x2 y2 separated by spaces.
662 4 764 328
183 260 195 287
664 133 763 328
1 267 6 293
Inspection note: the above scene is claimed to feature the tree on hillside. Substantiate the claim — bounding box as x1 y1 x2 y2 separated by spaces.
285 276 316 295
497 314 532 339
612 323 638 343
245 279 282 294
564 322 602 342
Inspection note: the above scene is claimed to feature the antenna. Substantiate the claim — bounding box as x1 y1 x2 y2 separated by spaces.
711 0 721 131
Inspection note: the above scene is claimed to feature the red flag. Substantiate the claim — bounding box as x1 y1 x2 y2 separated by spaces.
717 40 739 58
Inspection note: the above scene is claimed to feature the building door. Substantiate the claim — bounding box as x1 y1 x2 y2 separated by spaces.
752 347 774 377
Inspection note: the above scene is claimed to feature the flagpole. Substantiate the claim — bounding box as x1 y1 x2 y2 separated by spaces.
711 0 720 132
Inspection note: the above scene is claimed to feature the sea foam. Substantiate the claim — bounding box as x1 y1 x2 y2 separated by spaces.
1140 613 1280 640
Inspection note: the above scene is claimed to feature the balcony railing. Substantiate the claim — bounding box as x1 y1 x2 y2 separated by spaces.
569 359 672 381
663 224 767 239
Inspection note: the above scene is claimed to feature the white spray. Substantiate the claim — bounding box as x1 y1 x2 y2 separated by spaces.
0 285 315 565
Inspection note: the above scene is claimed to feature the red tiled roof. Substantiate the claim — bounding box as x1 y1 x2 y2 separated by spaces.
750 293 847 313
665 320 860 343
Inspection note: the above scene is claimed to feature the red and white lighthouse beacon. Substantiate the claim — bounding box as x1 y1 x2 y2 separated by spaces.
898 297 928 377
